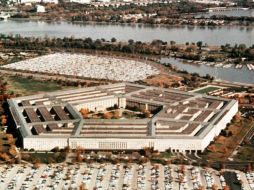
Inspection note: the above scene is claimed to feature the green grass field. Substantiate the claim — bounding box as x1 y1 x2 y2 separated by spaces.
6 76 67 96
194 86 221 94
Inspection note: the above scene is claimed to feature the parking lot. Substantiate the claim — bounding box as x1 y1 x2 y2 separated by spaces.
0 162 253 190
2 53 159 82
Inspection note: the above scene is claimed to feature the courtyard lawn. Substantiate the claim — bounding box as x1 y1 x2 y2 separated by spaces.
194 86 221 94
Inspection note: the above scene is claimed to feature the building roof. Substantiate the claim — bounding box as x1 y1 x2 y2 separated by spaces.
8 83 237 140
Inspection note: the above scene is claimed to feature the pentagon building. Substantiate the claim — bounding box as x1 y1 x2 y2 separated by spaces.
8 83 238 153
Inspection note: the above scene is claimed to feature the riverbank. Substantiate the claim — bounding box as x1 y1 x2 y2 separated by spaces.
5 1 254 27
1 34 253 85
161 58 254 85
6 17 254 28
7 14 254 27
179 59 254 72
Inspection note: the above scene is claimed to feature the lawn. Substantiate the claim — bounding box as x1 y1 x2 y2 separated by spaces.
0 133 8 152
21 152 66 164
194 86 221 94
234 145 254 162
160 151 174 158
5 76 68 96
201 117 254 162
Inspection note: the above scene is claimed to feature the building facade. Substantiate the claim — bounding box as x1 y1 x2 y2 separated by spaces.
9 83 238 152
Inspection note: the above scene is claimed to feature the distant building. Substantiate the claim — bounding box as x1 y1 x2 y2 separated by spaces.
98 0 111 2
190 0 223 5
8 83 238 153
36 5 45 12
0 12 11 20
69 0 91 4
17 0 58 4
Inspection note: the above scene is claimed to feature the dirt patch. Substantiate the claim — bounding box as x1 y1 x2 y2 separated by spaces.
144 74 182 88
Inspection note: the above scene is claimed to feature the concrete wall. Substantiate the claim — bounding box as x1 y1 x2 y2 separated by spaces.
23 137 68 150
75 98 119 111
22 101 238 152
69 137 202 152
200 100 238 150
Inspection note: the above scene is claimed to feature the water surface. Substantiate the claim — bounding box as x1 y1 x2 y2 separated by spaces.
161 57 254 84
1 20 253 46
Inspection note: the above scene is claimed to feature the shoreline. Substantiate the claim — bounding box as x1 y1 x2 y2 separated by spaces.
1 58 254 87
0 35 253 86
5 17 254 28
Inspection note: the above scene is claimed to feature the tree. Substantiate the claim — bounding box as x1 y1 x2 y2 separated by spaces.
33 159 41 169
0 152 11 161
238 44 246 50
170 41 176 46
128 39 134 45
51 147 60 152
76 152 83 162
47 157 55 164
0 0 9 6
64 146 70 153
21 153 31 160
112 110 121 119
9 145 17 156
143 110 151 118
223 186 230 190
246 163 252 172
1 115 7 125
103 112 113 119
196 41 203 50
80 108 89 118
227 131 233 137
233 112 241 122
6 134 15 145
111 37 117 43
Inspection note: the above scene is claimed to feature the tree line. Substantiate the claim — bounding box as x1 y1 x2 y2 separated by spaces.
1 34 254 61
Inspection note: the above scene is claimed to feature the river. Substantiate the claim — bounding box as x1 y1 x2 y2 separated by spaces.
161 58 254 85
1 20 254 84
0 20 254 47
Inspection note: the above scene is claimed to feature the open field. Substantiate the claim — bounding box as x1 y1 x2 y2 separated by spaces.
234 145 254 162
2 53 159 82
5 76 68 96
201 117 254 162
143 74 183 88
